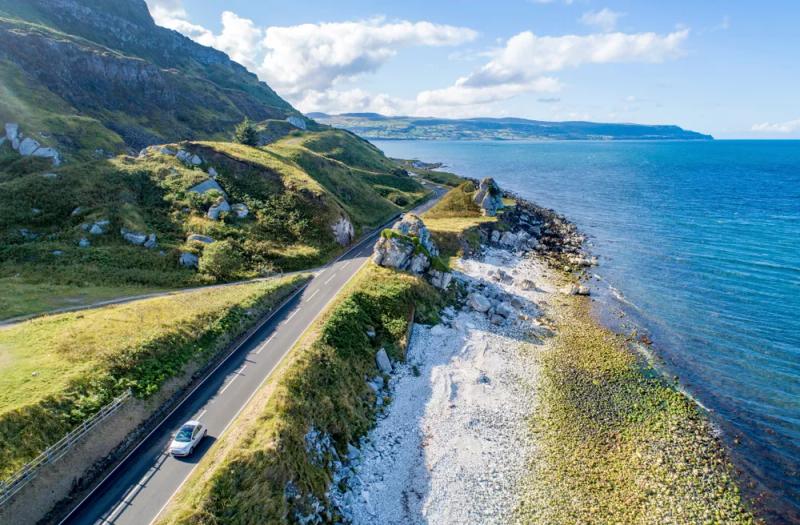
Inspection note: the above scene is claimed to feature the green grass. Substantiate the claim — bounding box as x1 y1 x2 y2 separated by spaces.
156 264 443 525
0 274 309 478
517 294 758 524
0 277 164 320
423 181 482 219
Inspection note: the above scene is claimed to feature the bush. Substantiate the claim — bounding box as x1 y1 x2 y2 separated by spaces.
199 240 245 280
233 118 259 146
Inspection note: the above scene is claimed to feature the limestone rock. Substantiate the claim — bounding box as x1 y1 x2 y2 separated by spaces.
392 214 438 257
490 230 501 243
88 219 110 235
473 177 504 217
121 229 148 245
144 233 157 249
230 203 249 219
179 252 199 268
499 231 517 246
207 199 231 220
207 166 218 178
5 123 19 142
188 233 215 244
78 237 90 248
376 348 393 374
429 269 453 290
188 178 225 195
372 235 414 269
468 293 492 313
332 215 355 246
408 252 430 274
32 147 61 166
495 302 515 319
18 137 40 156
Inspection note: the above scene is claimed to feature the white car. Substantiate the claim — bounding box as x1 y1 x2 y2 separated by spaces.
169 420 206 457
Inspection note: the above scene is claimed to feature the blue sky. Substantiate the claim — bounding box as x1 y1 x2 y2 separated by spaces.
146 0 800 138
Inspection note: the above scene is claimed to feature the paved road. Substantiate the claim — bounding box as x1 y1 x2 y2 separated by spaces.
59 188 444 525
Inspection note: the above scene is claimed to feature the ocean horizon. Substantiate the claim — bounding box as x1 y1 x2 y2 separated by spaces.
375 139 800 522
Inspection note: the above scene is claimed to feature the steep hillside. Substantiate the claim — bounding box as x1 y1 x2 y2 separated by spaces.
0 0 301 160
310 113 714 141
0 0 429 319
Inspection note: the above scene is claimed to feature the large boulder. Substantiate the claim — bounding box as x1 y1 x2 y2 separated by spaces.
392 214 438 257
188 178 225 195
429 269 452 290
331 215 354 246
5 123 19 142
121 229 148 245
18 137 40 156
188 233 215 244
473 177 504 217
468 293 492 313
179 252 199 268
372 234 414 269
231 203 249 219
287 116 307 130
375 348 393 374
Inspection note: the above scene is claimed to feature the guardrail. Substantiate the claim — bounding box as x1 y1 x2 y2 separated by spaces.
0 389 132 507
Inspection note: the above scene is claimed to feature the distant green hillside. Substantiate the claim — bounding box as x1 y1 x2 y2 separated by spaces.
309 113 714 141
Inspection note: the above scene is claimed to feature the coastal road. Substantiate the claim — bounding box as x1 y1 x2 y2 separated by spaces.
58 186 445 525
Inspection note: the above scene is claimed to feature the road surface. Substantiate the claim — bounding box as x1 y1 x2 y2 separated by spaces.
59 188 444 525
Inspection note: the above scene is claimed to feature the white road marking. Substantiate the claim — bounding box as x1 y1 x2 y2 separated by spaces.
254 334 274 355
305 289 319 303
286 310 297 322
324 273 337 285
196 409 207 420
219 365 247 394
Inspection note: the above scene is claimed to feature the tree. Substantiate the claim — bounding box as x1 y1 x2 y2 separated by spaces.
199 240 245 280
234 117 258 146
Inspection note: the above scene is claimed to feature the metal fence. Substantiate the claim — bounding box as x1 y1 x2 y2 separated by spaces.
0 389 132 506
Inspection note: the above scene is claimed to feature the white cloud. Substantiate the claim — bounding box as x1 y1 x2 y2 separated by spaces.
258 19 477 96
416 29 689 108
751 119 800 133
580 8 625 32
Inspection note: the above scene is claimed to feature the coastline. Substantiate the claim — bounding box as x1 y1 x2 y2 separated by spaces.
331 185 759 523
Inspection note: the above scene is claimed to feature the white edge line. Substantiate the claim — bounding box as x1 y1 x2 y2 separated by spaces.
147 257 371 525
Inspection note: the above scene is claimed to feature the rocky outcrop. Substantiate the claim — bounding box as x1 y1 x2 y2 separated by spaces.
188 178 225 195
331 216 355 246
3 122 61 166
372 214 452 289
188 234 214 244
231 203 249 219
287 116 307 130
473 177 503 217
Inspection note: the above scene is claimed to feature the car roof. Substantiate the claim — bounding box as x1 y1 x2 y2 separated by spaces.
181 420 200 428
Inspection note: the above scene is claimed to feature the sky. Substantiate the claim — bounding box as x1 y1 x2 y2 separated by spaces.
145 0 800 139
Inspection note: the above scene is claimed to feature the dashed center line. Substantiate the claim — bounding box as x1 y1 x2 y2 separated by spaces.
324 273 337 285
219 364 247 394
305 289 319 302
196 409 207 420
254 334 274 355
286 310 297 322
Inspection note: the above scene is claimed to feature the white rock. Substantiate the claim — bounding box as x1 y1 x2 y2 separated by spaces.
375 348 392 374
207 166 218 178
78 237 90 248
495 302 515 319
5 122 19 141
179 252 199 268
122 230 148 246
190 154 202 166
89 223 105 235
490 230 501 243
499 231 518 246
231 203 249 219
468 293 492 313
144 233 157 249
18 137 40 156
429 269 452 290
331 215 354 246
187 233 214 244
287 115 307 130
188 178 225 195
32 147 61 165
207 200 231 220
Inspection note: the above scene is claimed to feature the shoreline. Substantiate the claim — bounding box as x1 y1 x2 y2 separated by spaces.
330 188 759 523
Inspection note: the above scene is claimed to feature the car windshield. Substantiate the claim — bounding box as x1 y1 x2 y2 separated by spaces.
175 425 194 442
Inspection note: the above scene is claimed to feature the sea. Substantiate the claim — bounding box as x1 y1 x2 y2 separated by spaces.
374 139 800 523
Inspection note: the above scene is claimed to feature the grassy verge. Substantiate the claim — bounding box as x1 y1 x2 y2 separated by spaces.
517 292 757 524
0 274 309 478
156 264 443 524
0 277 165 320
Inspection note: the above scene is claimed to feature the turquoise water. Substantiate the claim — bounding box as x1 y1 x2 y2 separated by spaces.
375 140 800 521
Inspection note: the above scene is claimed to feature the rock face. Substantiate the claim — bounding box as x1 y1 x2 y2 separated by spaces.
473 177 503 217
287 116 307 130
331 216 355 246
372 214 452 289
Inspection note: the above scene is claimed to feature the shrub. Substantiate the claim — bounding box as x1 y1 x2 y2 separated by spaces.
233 118 258 146
199 240 245 280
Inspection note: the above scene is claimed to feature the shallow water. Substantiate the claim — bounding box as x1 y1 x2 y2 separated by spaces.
374 139 800 522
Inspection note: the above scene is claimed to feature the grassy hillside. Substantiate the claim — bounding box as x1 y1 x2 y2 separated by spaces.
156 265 443 525
0 130 428 319
0 274 308 478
